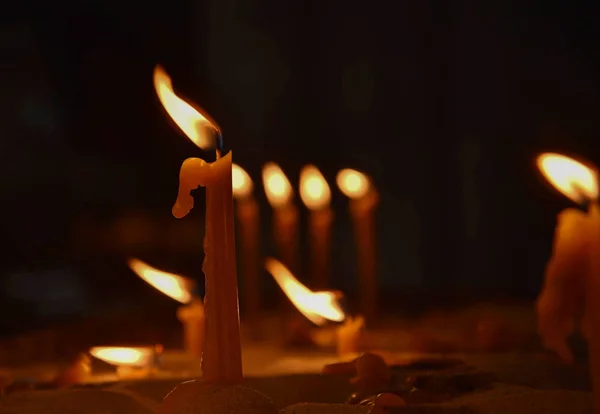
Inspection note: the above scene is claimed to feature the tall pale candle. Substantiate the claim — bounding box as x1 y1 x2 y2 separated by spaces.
536 153 600 412
232 163 261 329
262 162 299 275
300 165 333 289
154 66 242 384
336 169 379 321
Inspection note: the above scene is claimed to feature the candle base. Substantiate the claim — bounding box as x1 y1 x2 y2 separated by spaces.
157 380 277 414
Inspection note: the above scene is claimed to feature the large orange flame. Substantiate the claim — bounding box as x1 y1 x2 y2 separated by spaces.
265 258 345 326
232 163 253 199
262 162 293 208
89 346 155 367
336 169 371 199
537 153 598 203
128 258 195 304
153 65 218 149
300 165 331 210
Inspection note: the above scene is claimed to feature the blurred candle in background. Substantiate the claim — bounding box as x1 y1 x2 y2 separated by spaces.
232 163 261 330
262 162 299 275
300 165 333 289
337 169 379 321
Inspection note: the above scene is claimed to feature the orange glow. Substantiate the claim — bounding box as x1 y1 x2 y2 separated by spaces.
262 162 293 208
336 169 371 199
128 258 194 304
232 163 253 199
265 258 345 325
537 153 598 203
153 65 218 149
300 165 331 210
89 346 154 367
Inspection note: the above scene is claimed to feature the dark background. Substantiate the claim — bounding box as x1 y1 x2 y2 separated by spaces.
0 0 599 336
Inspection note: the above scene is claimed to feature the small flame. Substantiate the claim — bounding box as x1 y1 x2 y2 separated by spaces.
336 169 371 199
265 258 345 326
232 163 253 199
262 162 293 208
300 165 331 210
537 153 598 203
128 258 194 304
153 65 218 149
90 346 154 367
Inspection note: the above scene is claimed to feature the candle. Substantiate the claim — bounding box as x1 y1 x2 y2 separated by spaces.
536 153 600 411
299 165 333 289
89 346 160 380
154 65 242 384
262 162 299 274
336 315 365 357
232 163 261 329
128 258 204 356
336 169 379 321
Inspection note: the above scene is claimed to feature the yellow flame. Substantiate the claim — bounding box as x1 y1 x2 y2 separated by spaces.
153 65 217 149
128 258 194 304
89 347 154 367
300 165 331 210
537 153 598 203
265 258 345 325
262 162 293 208
336 169 371 199
232 163 253 199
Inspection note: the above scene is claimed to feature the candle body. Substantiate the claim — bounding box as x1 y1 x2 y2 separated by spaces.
235 197 261 328
309 208 333 289
173 152 243 384
536 208 588 362
177 298 205 358
336 316 365 356
585 203 600 413
273 205 299 275
349 190 379 321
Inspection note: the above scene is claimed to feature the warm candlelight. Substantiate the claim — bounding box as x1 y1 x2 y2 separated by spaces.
337 168 379 321
299 165 333 289
89 346 160 379
232 163 261 329
266 258 363 355
536 152 600 412
128 258 205 358
262 162 299 275
154 65 242 384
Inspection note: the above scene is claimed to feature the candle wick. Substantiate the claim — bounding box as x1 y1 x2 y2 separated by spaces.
215 130 223 160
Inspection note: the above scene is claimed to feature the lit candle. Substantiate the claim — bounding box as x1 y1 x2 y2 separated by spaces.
128 258 204 358
299 165 333 289
536 153 600 411
89 346 160 380
262 162 299 275
265 257 363 355
232 163 261 329
336 169 379 321
154 66 242 384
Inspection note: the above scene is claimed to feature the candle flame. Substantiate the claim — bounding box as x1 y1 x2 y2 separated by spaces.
153 65 218 149
336 169 371 199
537 153 598 203
232 163 253 199
89 346 155 367
262 162 293 208
300 165 331 210
265 257 345 326
128 258 195 304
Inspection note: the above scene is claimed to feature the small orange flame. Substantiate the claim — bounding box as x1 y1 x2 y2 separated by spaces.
537 153 598 203
89 346 154 367
265 258 345 326
336 169 371 199
262 162 293 208
128 258 195 304
153 65 218 149
232 163 253 199
300 165 331 210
